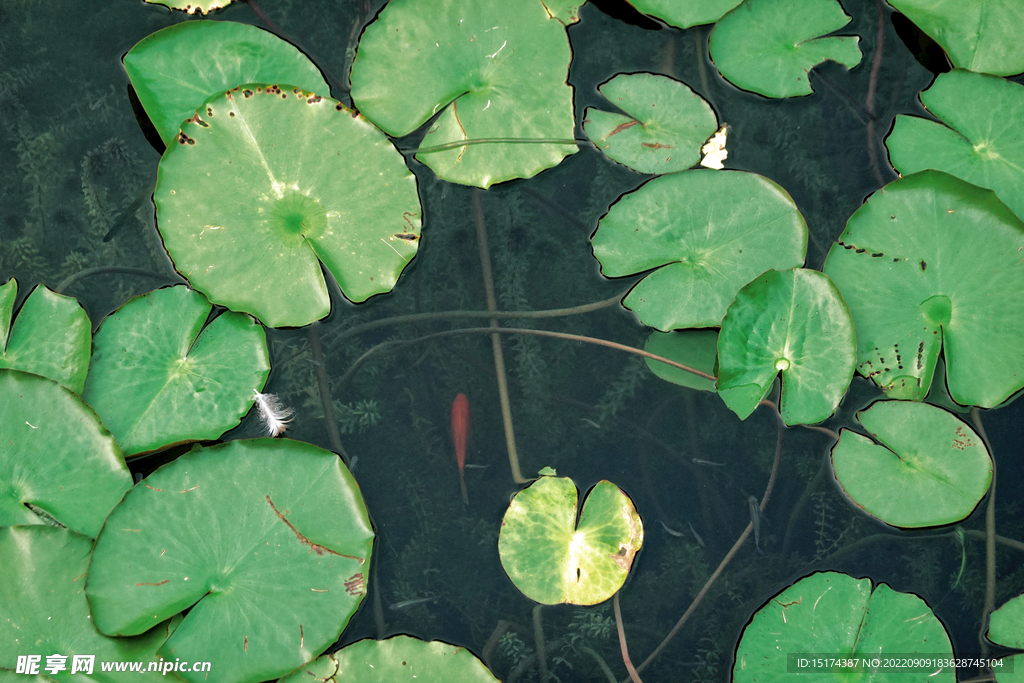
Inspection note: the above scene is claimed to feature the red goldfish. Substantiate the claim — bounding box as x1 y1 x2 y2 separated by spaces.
451 393 470 503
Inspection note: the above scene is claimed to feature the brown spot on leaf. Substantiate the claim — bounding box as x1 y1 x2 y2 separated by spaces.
135 580 170 586
266 495 364 562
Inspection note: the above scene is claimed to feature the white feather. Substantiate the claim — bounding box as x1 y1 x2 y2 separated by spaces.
253 390 294 437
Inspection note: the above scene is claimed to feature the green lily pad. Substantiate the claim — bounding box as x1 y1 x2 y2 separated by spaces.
498 475 643 605
144 0 239 13
349 0 577 188
583 73 719 175
0 279 90 394
281 636 501 682
887 70 1024 222
717 269 855 425
832 401 992 528
886 0 1024 76
822 170 1024 408
124 21 329 148
592 169 807 331
86 438 374 683
629 0 744 29
82 286 269 456
734 571 954 681
0 526 175 682
989 593 1024 650
709 0 862 98
0 370 131 539
155 86 422 328
644 329 718 392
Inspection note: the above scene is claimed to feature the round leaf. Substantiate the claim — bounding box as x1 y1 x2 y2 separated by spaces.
0 279 90 394
155 86 422 327
709 0 862 98
281 636 500 683
124 21 329 148
583 73 719 174
887 69 1024 223
592 169 807 331
0 527 174 682
629 0 744 29
0 370 131 538
498 476 643 605
144 0 239 13
988 594 1024 649
86 438 374 683
822 170 1024 407
83 285 270 456
886 0 1024 76
644 329 718 392
717 268 855 425
734 571 954 681
831 401 991 528
350 0 577 188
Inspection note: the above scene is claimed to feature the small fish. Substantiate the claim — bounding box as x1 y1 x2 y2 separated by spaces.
389 594 439 611
451 393 470 503
749 495 765 555
659 520 686 538
687 520 705 547
692 457 725 467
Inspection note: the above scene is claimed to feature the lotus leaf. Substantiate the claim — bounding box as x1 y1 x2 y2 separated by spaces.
630 0 744 29
155 86 421 327
592 169 807 331
86 438 374 683
350 0 577 188
0 279 90 394
83 285 270 456
822 171 1024 407
0 370 131 538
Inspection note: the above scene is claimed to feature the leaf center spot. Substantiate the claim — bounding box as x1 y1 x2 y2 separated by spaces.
775 357 790 372
270 191 328 240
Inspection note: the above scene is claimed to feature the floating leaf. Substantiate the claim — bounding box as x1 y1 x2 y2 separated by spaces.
989 594 1024 650
155 87 421 327
734 571 954 681
717 268 855 425
0 279 90 394
86 438 374 683
0 527 175 682
822 171 1024 407
143 0 239 14
281 636 501 682
124 21 329 148
629 0 744 29
498 475 642 605
0 370 131 538
350 0 576 187
83 286 269 456
592 169 807 331
887 69 1024 222
644 329 718 392
885 0 1024 76
583 73 719 175
832 401 991 528
709 0 862 98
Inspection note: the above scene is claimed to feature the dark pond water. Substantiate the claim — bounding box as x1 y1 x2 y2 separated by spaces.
2 0 1023 681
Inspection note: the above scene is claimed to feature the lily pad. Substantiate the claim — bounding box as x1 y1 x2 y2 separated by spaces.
592 169 807 331
717 269 855 425
630 0 744 29
831 401 991 529
822 170 1024 408
0 279 90 394
644 329 718 392
86 438 374 683
0 370 132 538
281 636 501 682
734 571 954 681
886 0 1024 76
155 86 421 328
83 285 269 456
498 475 643 605
124 21 329 148
887 69 1024 222
989 594 1024 650
349 0 577 188
709 0 862 98
0 526 175 682
583 73 719 175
